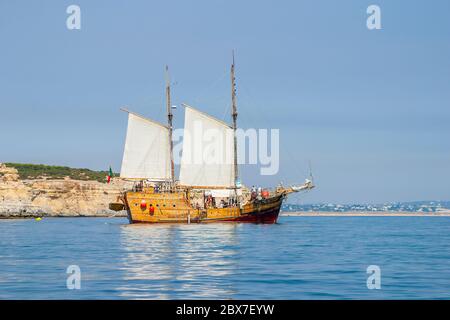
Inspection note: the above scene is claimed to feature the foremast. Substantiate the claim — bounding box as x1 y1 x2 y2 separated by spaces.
165 66 175 185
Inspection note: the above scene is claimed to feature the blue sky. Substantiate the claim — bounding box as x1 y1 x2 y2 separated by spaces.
0 0 449 203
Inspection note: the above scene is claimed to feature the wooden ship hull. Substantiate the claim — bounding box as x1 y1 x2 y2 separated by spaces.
111 188 295 224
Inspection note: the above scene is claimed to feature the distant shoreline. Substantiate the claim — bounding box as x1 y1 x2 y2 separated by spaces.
2 211 450 219
281 211 450 217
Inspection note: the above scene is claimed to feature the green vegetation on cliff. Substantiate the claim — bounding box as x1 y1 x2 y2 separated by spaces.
4 163 117 182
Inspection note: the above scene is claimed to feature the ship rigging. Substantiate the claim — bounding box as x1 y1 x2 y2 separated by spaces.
109 56 314 223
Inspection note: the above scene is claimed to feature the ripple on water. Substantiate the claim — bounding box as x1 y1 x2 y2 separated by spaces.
1 216 450 299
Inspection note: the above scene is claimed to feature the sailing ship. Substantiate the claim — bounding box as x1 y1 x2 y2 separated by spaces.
109 58 314 223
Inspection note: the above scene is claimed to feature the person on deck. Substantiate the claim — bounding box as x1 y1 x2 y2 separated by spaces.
257 187 262 201
251 186 257 200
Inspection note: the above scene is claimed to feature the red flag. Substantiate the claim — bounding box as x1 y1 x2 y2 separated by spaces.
107 166 113 183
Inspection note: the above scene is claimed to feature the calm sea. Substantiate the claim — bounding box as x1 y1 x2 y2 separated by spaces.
1 216 450 299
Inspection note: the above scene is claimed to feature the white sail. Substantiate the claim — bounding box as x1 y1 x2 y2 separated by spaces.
120 112 171 180
179 104 235 187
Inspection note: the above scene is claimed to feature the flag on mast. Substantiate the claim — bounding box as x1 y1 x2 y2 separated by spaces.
107 166 113 183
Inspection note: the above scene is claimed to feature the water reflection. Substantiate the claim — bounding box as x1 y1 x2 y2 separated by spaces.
117 223 240 299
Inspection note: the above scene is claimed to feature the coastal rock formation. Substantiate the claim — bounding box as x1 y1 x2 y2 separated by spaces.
0 164 131 218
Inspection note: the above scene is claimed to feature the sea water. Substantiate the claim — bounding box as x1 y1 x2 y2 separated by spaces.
1 216 450 299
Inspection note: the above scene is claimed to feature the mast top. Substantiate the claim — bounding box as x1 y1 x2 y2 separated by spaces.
231 51 239 189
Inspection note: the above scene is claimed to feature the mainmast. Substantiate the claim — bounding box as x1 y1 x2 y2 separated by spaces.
165 65 175 184
231 52 239 189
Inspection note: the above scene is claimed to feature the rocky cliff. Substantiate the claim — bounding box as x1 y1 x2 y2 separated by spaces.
0 163 131 218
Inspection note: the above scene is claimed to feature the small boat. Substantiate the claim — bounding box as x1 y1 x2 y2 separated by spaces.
109 57 314 224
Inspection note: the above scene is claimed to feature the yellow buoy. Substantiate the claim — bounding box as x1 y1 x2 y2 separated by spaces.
35 217 42 221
